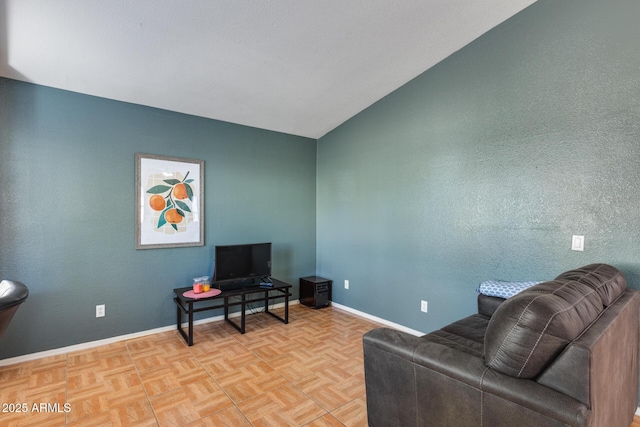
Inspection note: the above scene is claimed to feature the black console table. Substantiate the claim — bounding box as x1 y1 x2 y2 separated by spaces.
173 278 292 346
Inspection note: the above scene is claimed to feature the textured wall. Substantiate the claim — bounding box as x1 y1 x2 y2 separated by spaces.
0 78 317 359
317 0 640 333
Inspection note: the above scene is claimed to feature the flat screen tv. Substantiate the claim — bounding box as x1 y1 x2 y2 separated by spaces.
213 242 271 286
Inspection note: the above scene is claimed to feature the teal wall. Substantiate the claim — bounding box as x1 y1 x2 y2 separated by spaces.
2 0 639 361
0 78 317 359
317 0 640 333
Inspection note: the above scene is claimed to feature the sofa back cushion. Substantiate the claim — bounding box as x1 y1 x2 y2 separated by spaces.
484 264 626 378
553 263 627 306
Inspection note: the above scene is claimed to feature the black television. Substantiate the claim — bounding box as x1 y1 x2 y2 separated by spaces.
212 242 272 289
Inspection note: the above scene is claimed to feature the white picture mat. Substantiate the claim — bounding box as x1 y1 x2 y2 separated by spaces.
135 153 204 249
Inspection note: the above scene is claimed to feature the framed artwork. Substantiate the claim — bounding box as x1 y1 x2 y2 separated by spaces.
135 153 204 249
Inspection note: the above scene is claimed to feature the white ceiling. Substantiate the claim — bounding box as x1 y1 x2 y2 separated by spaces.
0 0 537 139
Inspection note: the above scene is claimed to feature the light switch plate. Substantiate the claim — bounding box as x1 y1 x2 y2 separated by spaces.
571 235 585 251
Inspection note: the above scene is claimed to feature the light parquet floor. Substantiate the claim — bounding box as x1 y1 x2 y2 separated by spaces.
0 304 379 427
2 304 640 427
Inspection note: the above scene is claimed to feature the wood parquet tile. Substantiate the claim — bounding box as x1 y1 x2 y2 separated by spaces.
237 383 326 426
4 304 640 426
0 304 382 426
294 366 365 413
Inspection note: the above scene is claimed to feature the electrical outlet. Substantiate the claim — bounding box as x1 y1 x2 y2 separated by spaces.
96 304 105 318
344 279 349 290
421 300 428 313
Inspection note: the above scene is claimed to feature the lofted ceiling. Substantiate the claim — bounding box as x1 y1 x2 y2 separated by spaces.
0 0 537 139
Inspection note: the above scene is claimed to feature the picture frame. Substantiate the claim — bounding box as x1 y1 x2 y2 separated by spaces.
135 153 204 249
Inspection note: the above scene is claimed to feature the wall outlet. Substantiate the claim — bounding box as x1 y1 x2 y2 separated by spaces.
344 279 349 290
96 304 105 318
421 300 428 313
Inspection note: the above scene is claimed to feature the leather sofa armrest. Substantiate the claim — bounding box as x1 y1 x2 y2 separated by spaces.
479 365 589 426
478 294 504 317
364 328 590 427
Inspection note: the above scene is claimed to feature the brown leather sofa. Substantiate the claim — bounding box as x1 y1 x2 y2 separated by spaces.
363 264 639 427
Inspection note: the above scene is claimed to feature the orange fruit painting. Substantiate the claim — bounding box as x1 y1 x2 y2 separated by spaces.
145 171 194 231
173 183 188 199
164 208 183 224
149 194 166 211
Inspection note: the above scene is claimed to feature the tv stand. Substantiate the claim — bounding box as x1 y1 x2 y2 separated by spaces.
173 278 292 345
215 277 263 291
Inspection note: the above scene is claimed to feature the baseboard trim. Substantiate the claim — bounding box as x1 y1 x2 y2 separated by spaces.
329 301 424 337
0 300 298 367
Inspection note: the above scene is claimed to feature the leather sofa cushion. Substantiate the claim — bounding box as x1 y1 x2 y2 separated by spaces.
426 313 489 357
554 263 627 306
484 264 626 379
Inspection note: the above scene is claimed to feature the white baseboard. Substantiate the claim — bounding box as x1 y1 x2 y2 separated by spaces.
329 301 425 337
3 299 416 366
0 300 298 367
0 324 177 367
